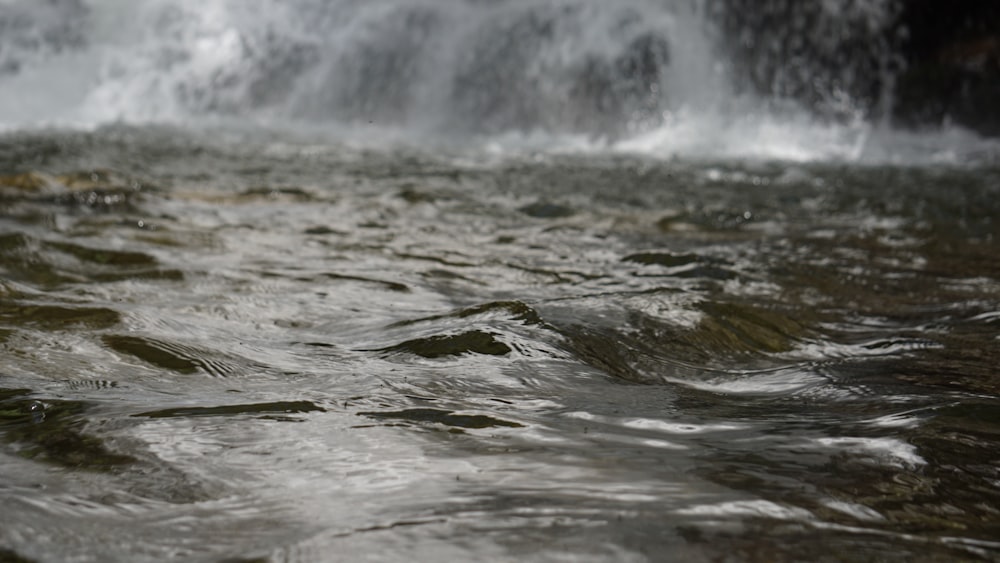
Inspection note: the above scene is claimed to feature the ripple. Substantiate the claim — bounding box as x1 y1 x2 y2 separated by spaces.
0 302 121 331
564 411 745 435
0 233 177 288
821 499 885 522
388 300 544 328
660 366 828 396
374 330 512 358
675 499 814 520
813 436 926 467
102 335 261 377
1 130 999 561
623 251 738 280
135 401 325 419
0 390 135 470
359 408 523 429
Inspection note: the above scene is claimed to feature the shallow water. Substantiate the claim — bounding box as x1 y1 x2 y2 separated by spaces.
0 126 998 561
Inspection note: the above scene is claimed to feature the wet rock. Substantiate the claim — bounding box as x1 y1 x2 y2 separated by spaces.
710 0 1000 135
708 0 899 120
892 2 1000 135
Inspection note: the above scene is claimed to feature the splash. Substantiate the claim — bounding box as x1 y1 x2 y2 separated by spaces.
0 0 995 162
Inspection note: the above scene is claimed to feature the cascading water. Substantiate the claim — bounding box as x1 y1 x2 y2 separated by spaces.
0 1 697 130
4 0 978 160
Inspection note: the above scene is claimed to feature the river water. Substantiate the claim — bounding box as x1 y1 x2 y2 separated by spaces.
2 1 1000 562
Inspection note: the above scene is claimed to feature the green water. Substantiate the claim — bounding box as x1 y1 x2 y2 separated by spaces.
1 127 999 562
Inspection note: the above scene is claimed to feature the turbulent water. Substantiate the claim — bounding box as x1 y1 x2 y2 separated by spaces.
2 1 1000 562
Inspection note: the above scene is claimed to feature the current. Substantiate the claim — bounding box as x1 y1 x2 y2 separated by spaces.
1 1 999 561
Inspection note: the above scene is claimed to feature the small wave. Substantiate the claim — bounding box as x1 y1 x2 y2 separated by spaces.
103 334 263 378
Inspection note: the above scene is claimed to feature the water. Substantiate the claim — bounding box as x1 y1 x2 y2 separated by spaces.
1 2 999 562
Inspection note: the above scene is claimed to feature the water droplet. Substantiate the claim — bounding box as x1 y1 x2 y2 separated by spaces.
27 401 46 423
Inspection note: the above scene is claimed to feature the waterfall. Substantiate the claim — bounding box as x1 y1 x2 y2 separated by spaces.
0 0 992 161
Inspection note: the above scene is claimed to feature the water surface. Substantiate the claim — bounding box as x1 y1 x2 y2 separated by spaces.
1 126 998 561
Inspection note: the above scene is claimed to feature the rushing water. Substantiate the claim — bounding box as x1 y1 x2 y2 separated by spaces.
2 1 1000 562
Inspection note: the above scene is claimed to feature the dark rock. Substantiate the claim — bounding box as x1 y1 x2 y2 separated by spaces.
892 1 1000 135
709 0 1000 135
708 0 900 120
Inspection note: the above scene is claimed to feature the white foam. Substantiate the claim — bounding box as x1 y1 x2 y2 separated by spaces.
815 436 926 467
0 0 996 165
676 500 813 520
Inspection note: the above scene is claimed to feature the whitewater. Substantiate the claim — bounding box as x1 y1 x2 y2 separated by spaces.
1 0 996 162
